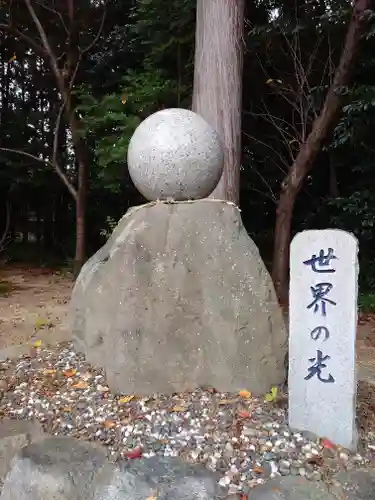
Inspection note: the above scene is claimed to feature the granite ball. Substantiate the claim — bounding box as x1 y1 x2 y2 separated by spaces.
127 108 224 201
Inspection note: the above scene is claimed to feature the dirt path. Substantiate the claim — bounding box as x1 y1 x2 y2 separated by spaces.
0 265 73 349
1 265 375 382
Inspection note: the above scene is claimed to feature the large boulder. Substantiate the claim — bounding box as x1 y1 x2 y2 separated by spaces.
0 419 44 483
70 199 287 396
0 437 113 500
0 437 225 500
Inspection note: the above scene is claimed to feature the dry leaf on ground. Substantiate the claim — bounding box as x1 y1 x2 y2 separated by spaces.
239 390 252 399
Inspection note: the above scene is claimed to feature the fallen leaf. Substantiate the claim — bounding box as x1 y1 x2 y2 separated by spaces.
171 406 186 412
103 420 116 429
239 390 252 399
62 406 72 412
253 466 264 474
33 340 42 347
124 447 142 459
80 372 93 381
43 369 56 375
63 368 77 378
34 316 52 330
147 490 158 500
72 381 89 390
97 385 109 392
264 386 278 402
321 438 336 449
199 385 217 394
218 399 237 405
240 495 248 500
237 410 251 419
119 395 135 404
306 456 324 467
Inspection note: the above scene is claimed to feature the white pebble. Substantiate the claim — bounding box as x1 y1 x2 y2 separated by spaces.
218 476 231 487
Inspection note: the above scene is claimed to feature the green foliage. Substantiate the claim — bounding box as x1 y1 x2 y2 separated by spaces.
359 292 375 313
100 216 118 240
76 69 181 193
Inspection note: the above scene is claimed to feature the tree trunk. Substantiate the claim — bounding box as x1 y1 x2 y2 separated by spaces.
272 0 371 305
192 0 245 204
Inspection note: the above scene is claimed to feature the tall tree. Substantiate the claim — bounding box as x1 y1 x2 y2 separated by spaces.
192 0 245 204
272 0 371 306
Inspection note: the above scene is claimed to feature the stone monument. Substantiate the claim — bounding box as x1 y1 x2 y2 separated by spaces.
289 229 358 450
70 108 287 396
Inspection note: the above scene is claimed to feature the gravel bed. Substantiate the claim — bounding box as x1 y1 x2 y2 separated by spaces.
0 341 374 496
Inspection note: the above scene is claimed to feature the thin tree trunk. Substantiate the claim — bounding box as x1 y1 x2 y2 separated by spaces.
272 0 371 305
192 0 245 204
23 0 92 274
74 178 86 276
329 160 339 198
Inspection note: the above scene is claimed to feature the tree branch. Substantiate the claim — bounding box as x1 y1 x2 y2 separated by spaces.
23 0 61 78
35 0 69 35
81 4 106 54
0 23 46 56
0 148 77 200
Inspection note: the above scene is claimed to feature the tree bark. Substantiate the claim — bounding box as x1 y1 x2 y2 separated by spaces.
192 0 245 205
272 0 371 306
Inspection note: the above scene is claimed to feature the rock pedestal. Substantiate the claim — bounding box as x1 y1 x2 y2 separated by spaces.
70 199 286 396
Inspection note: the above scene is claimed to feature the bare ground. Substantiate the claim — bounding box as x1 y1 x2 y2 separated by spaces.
0 265 73 349
0 264 375 379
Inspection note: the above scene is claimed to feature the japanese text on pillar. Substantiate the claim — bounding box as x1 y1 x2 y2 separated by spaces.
302 248 337 384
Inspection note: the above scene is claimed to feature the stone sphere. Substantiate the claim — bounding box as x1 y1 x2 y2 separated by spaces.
127 108 223 201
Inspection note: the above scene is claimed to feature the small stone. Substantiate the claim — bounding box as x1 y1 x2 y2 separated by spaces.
243 428 259 437
290 466 299 476
228 484 240 495
301 430 319 441
279 460 290 469
224 443 234 458
339 452 349 462
263 452 276 461
323 447 337 459
312 471 322 481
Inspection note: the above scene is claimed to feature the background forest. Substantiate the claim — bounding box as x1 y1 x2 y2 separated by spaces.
0 0 375 307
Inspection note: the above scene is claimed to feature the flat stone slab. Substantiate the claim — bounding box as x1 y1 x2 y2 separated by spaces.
96 455 225 499
247 477 336 500
333 469 375 500
0 419 44 483
0 436 225 500
0 436 112 500
247 473 375 500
